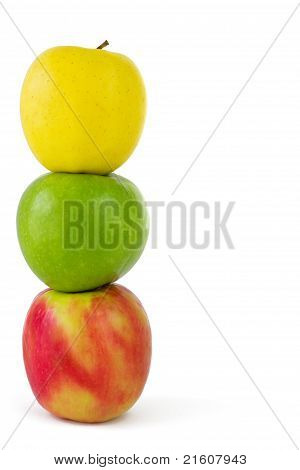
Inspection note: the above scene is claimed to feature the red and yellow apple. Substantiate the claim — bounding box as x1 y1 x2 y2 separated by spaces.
23 284 151 423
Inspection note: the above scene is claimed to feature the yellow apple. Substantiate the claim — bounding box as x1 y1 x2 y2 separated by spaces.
20 42 146 174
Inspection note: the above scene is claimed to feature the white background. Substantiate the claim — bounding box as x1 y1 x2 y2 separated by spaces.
0 0 300 468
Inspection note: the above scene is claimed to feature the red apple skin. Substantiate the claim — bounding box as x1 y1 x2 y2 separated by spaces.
23 284 151 423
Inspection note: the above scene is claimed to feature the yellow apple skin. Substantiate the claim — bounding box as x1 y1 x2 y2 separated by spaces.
20 46 146 174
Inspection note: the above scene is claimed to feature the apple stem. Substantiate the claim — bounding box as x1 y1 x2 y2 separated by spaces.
97 40 109 50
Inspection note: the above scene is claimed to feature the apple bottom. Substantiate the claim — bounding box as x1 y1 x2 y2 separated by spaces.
23 284 151 423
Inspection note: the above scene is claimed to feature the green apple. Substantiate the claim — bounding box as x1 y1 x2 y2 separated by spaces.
17 173 149 292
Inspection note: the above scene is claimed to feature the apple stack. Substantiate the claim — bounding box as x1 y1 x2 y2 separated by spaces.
17 43 151 423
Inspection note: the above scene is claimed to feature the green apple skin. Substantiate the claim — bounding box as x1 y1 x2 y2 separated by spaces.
17 173 149 292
